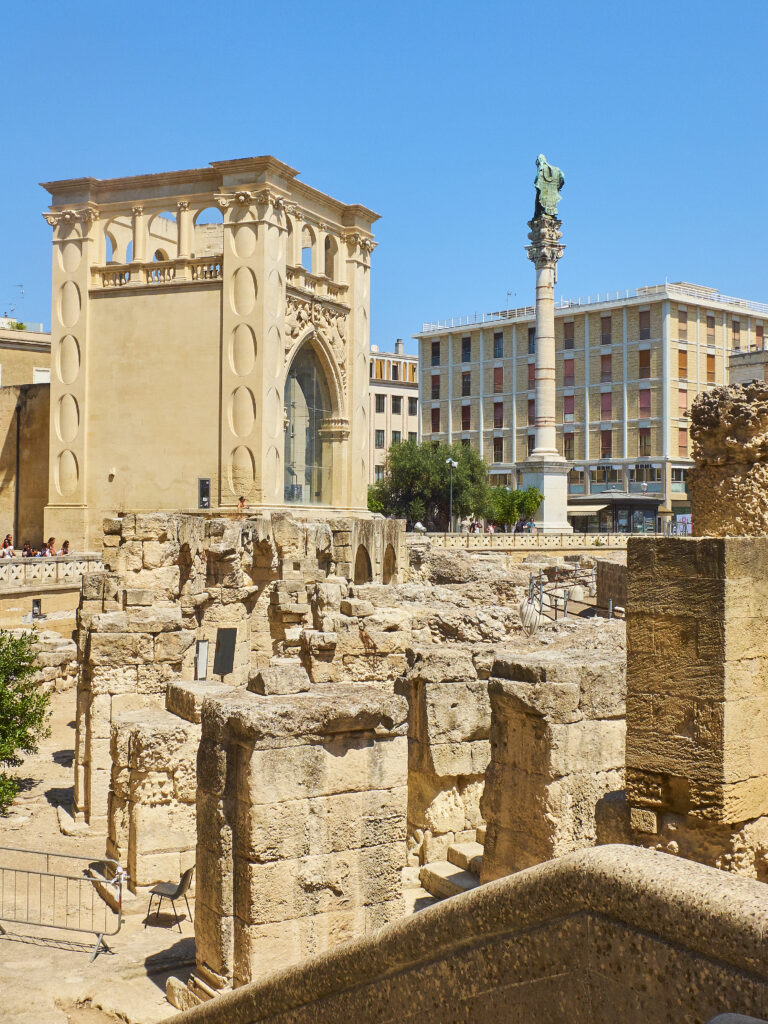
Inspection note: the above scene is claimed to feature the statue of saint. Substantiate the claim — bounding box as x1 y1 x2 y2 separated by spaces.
533 154 564 218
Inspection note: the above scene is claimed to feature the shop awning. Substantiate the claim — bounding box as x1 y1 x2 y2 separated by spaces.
566 504 607 516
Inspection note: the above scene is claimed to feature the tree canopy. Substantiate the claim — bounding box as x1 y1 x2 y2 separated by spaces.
368 440 543 530
0 631 50 814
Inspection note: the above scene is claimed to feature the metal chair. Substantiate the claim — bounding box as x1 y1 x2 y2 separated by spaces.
145 865 194 932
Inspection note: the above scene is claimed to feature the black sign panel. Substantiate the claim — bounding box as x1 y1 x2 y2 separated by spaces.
213 627 237 678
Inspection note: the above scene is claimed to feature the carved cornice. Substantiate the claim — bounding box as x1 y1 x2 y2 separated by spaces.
132 205 144 217
284 293 348 394
319 417 351 441
215 190 254 209
42 207 98 227
526 215 565 268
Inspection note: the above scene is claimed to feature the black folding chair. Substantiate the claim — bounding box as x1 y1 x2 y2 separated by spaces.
145 865 194 932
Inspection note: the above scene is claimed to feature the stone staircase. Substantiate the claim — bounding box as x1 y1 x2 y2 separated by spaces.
419 826 485 900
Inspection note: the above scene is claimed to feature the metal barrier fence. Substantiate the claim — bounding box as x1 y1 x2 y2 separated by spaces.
0 846 126 960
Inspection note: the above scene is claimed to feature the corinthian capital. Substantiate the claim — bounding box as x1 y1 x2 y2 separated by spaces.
132 205 144 217
526 214 565 268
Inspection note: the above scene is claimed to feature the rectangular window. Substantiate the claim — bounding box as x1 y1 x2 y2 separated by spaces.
600 391 612 420
408 431 417 443
461 336 471 362
528 399 536 425
678 349 688 380
375 393 385 413
563 321 574 350
563 358 574 387
493 437 503 463
679 427 689 456
600 429 612 459
431 407 440 433
528 362 535 386
461 371 471 396
527 434 535 455
375 429 385 449
374 465 384 482
563 394 575 422
707 353 716 382
431 375 440 400
431 341 440 367
493 331 504 359
639 388 651 417
706 314 716 343
494 401 503 429
638 427 651 458
528 327 536 354
563 432 574 460
639 349 651 378
678 309 688 341
408 396 418 416
392 430 401 444
601 354 611 383
757 325 764 350
601 315 612 345
732 320 741 349
493 366 503 394
461 405 471 431
678 388 688 416
639 310 651 340
392 395 402 415
391 362 400 381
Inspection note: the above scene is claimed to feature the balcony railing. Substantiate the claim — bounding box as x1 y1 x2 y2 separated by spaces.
286 266 348 302
0 553 103 592
92 257 222 289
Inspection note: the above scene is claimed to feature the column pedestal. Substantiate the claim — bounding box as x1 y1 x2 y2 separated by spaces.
520 459 571 533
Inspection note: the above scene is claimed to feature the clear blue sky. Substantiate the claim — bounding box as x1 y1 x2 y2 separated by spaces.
2 1 766 353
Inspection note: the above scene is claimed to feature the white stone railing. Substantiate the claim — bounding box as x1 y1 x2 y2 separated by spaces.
92 256 223 289
411 532 630 550
286 265 349 302
0 554 103 591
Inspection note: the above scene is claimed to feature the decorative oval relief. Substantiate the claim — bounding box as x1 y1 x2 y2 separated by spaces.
229 386 256 439
265 386 281 436
234 224 257 259
56 449 79 497
229 445 255 493
231 266 256 316
230 323 256 377
59 281 81 328
264 445 280 497
60 240 81 274
56 394 79 443
57 335 80 385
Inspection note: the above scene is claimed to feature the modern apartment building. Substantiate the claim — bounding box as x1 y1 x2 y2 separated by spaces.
415 282 767 533
729 347 768 384
369 339 419 483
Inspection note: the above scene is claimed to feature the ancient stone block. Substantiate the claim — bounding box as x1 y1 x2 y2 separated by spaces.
248 658 310 695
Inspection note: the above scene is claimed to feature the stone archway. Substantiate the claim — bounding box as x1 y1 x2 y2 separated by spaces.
382 543 397 584
354 544 372 584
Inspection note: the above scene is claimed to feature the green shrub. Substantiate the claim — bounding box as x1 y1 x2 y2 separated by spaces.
0 631 50 814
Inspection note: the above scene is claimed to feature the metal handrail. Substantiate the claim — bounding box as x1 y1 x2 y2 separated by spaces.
0 846 127 961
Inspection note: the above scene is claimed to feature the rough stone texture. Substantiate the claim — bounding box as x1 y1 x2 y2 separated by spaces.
596 559 626 616
397 649 490 865
688 381 768 536
165 845 768 1024
107 708 199 892
9 627 79 693
190 683 409 995
480 652 625 881
626 535 768 880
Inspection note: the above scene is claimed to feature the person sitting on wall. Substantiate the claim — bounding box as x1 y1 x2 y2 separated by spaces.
60 540 70 555
237 496 247 510
44 537 57 557
21 542 32 557
1 534 14 557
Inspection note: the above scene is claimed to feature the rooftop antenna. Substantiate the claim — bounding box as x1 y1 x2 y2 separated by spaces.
506 290 516 310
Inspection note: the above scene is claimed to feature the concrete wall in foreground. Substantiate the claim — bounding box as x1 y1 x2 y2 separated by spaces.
167 845 768 1024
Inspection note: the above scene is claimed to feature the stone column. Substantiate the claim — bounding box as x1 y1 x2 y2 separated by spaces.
132 204 147 263
520 214 572 533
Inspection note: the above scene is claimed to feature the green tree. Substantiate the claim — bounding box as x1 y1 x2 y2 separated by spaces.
0 631 50 814
370 440 490 529
487 486 543 528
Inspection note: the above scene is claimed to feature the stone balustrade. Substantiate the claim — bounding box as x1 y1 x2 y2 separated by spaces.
0 553 102 591
92 256 223 289
285 264 349 302
413 532 629 551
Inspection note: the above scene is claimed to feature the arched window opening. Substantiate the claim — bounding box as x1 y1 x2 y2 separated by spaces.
125 240 134 263
324 235 337 279
354 545 373 584
284 345 333 505
105 232 117 264
148 210 178 260
193 206 224 257
153 248 169 262
301 225 314 273
382 544 397 584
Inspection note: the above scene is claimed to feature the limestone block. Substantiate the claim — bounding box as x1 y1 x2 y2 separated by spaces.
155 631 196 663
406 648 477 685
88 633 153 668
143 540 181 569
166 681 231 724
194 899 234 978
248 659 310 695
103 517 123 536
125 586 155 607
340 599 374 617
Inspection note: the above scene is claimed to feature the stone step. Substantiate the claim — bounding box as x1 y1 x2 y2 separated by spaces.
419 861 480 900
475 824 486 845
447 841 484 874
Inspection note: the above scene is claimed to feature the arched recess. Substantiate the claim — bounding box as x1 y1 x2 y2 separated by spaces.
354 545 373 584
193 205 224 256
103 217 131 264
284 342 335 506
148 210 177 260
301 225 315 273
382 543 397 584
285 216 295 265
324 235 338 279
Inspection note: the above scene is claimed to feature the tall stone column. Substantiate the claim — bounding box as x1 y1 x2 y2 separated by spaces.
520 155 572 533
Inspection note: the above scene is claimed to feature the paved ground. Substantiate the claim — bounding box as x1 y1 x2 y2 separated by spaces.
0 689 193 1024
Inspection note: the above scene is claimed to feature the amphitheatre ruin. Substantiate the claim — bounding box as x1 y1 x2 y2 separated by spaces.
0 155 767 1024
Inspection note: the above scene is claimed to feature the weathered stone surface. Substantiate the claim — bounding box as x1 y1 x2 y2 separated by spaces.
248 658 310 695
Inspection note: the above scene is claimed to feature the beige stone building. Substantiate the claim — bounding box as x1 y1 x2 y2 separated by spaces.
729 346 768 384
0 321 51 385
368 339 419 482
416 282 766 532
40 156 378 550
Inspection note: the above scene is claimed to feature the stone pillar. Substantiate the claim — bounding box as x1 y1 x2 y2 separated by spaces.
520 214 572 533
177 201 192 258
132 204 147 263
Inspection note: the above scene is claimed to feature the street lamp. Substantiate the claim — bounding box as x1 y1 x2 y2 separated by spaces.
446 458 458 532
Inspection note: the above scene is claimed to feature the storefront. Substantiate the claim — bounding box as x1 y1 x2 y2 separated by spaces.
567 495 661 533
